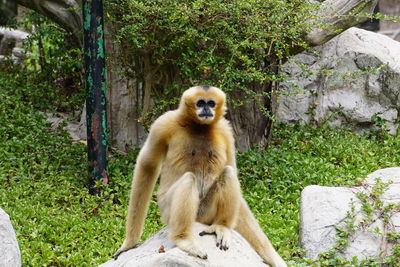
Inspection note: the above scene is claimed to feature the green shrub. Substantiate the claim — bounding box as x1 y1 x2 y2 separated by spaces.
0 67 161 265
106 0 314 121
11 11 85 112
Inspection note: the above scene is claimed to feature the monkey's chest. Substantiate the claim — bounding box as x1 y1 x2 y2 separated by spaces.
188 146 218 173
168 138 226 178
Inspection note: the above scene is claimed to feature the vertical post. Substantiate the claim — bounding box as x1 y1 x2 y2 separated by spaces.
83 0 108 194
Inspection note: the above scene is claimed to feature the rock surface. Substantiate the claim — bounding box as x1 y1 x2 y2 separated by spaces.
277 27 400 134
0 28 29 64
0 208 21 267
44 111 86 142
300 167 400 260
101 223 266 267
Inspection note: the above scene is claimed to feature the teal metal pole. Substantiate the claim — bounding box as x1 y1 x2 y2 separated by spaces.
83 0 108 194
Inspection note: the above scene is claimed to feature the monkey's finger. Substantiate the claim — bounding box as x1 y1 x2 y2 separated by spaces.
218 241 228 250
216 235 224 250
219 242 226 250
199 231 216 236
220 237 229 251
216 229 230 251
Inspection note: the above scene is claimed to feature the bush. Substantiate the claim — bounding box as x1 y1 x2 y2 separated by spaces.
106 0 314 121
11 11 84 112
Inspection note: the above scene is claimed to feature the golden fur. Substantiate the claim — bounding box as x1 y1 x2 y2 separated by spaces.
115 86 286 266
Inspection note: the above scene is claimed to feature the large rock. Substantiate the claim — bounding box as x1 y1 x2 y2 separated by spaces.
0 208 21 267
101 223 266 267
44 111 86 142
300 167 400 260
277 27 400 134
0 28 29 64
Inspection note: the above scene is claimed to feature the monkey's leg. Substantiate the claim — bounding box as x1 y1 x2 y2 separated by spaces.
163 172 208 259
199 166 241 251
235 199 287 267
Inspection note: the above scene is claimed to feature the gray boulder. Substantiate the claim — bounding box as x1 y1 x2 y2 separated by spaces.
101 222 266 267
300 167 400 260
0 208 21 267
277 27 400 134
44 111 86 142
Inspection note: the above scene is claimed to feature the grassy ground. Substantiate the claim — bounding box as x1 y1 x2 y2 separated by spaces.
1 66 399 266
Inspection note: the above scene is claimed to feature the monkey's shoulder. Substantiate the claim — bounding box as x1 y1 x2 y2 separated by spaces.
147 111 180 139
150 110 178 128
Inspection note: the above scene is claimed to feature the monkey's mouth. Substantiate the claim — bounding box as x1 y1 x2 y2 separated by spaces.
199 114 213 119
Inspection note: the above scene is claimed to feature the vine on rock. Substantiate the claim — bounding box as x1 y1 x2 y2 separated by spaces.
318 179 400 266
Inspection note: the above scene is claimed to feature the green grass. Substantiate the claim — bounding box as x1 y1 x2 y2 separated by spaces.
1 66 400 266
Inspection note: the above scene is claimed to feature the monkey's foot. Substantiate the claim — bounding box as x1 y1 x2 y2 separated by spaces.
199 224 231 251
114 239 138 260
174 237 208 260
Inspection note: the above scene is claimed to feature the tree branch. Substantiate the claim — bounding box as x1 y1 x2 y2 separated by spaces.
305 0 378 46
16 0 82 47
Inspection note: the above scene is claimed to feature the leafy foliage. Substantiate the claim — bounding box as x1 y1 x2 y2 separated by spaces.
317 179 400 266
106 0 314 121
0 68 162 265
16 11 84 112
1 63 400 265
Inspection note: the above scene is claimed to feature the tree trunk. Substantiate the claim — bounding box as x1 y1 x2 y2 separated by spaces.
105 26 147 150
227 74 278 151
16 0 148 150
16 0 83 47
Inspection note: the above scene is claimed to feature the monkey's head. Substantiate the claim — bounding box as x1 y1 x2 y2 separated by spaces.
180 85 227 125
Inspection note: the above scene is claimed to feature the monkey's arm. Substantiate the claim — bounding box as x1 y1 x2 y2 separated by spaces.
211 126 241 229
115 120 168 258
221 135 241 228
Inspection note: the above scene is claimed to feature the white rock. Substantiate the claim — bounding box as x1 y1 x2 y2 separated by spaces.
101 223 266 267
300 167 400 260
278 28 400 134
365 167 400 184
44 112 86 142
0 208 21 267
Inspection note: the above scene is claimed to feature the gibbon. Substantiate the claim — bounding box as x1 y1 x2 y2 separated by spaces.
115 85 286 267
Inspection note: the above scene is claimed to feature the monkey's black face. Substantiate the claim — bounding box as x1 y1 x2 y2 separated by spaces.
196 99 216 122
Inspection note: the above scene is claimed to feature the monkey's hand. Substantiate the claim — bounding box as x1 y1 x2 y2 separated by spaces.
199 224 231 251
114 239 138 260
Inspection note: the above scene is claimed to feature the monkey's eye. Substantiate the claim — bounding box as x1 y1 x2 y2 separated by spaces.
196 99 206 107
207 100 216 108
